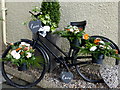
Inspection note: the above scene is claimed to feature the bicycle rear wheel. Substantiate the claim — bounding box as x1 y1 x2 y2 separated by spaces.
2 41 47 88
75 36 119 83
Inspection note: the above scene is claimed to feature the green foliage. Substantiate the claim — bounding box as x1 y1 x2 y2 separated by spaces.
31 0 60 32
41 0 60 27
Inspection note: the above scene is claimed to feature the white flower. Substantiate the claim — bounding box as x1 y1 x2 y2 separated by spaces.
38 26 50 37
11 50 17 56
90 46 97 51
14 53 21 59
25 44 30 47
99 45 105 49
70 28 74 32
69 25 72 28
73 26 78 30
74 30 79 34
99 41 105 45
21 42 26 46
11 50 21 59
11 50 20 59
26 52 32 58
43 26 50 32
20 42 30 47
38 27 44 31
96 38 101 40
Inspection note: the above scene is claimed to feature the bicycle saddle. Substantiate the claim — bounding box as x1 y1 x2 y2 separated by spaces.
70 21 86 30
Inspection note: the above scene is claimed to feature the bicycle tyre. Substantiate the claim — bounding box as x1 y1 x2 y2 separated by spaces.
2 40 48 88
75 36 119 83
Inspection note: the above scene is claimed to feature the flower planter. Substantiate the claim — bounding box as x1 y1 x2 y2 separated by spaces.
92 53 104 64
18 63 28 71
70 21 86 30
69 38 80 50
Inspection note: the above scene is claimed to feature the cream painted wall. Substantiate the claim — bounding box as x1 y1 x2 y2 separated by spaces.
6 2 40 42
0 2 119 52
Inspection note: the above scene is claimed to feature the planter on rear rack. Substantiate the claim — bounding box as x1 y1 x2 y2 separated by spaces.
69 21 86 50
92 53 104 64
18 63 28 71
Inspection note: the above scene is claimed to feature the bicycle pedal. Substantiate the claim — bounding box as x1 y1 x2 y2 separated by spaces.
60 71 73 83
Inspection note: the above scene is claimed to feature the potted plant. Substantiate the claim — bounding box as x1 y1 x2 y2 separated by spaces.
54 25 85 49
2 42 41 71
79 37 119 64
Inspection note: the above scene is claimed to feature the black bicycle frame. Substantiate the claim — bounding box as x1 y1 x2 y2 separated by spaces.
33 34 93 68
37 35 68 59
33 34 72 71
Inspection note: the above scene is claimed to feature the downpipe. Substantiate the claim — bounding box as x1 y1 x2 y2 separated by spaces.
1 0 7 45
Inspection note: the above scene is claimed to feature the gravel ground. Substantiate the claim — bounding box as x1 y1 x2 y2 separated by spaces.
41 66 109 88
2 62 120 88
43 74 108 88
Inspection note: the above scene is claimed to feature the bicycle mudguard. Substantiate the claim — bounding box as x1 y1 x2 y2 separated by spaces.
90 35 120 54
21 39 50 72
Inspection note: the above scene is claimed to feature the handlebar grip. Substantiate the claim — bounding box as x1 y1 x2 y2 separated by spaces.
29 11 35 16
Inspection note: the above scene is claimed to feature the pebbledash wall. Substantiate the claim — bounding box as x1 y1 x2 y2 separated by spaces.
0 1 119 52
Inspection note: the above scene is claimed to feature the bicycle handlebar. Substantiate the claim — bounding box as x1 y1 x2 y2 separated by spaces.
29 11 42 19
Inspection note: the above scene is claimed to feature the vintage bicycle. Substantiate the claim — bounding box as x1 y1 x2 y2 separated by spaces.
2 11 120 88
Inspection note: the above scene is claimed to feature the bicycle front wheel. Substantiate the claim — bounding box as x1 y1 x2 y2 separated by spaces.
75 36 119 83
2 41 47 88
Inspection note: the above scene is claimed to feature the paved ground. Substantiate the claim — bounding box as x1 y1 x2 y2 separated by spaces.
1 82 39 88
1 82 15 88
0 77 39 89
0 75 16 88
0 71 39 89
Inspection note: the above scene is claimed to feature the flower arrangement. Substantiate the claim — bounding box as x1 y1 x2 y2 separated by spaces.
4 42 40 68
54 25 119 60
54 25 85 41
79 36 119 59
